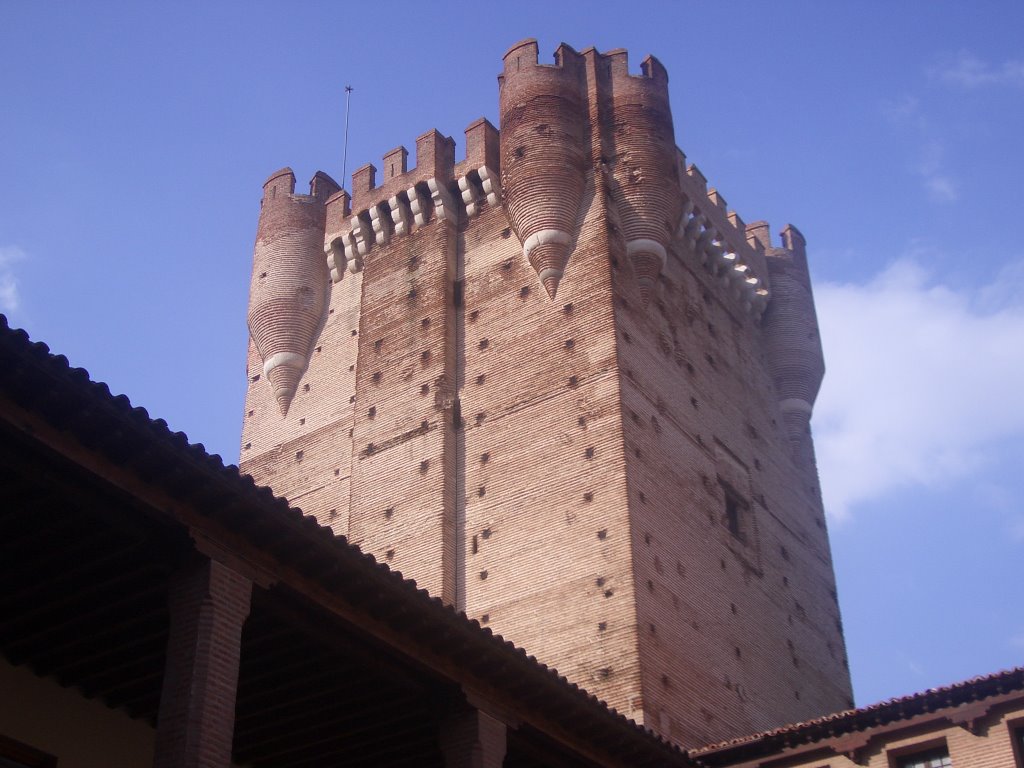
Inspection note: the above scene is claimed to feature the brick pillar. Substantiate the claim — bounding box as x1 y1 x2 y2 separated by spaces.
153 556 252 768
439 707 507 768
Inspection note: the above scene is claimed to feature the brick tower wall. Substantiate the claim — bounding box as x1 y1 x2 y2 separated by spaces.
238 40 852 748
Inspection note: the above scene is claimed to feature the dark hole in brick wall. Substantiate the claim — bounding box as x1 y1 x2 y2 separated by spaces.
295 451 303 462
501 228 511 239
298 418 305 425
472 535 478 554
251 374 261 382
479 570 488 580
568 375 579 388
795 690 801 700
599 668 612 679
334 468 340 476
514 146 525 158
622 331 631 343
564 338 575 350
244 443 251 450
385 507 394 519
476 374 485 385
420 460 430 474
519 285 530 298
661 674 670 687
598 622 607 631
677 562 686 577
686 362 695 374
386 550 394 560
481 528 491 539
783 576 789 586
720 558 727 570
407 287 417 300
583 492 593 502
316 345 322 353
469 309 479 322
372 371 382 384
477 486 485 497
478 338 489 350
639 491 646 503
421 317 430 328
735 647 741 659
595 577 605 587
781 546 790 560
303 384 310 392
475 412 486 425
585 447 594 459
421 350 431 364
578 416 587 427
647 580 654 592
260 272 267 279
421 420 430 431
408 255 419 270
366 443 375 454
644 533 651 545
501 259 513 271
610 255 619 268
349 364 355 371
329 509 337 519
350 395 356 403
634 448 642 458
563 302 573 314
603 589 613 598
421 383 429 395
247 410 254 417
374 339 383 352
351 329 358 336
367 407 376 419
705 353 716 368
597 529 607 539
754 458 762 470
731 603 737 614
649 623 656 633
480 452 490 463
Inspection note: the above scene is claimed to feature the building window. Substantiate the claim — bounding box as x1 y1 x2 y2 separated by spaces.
721 485 747 543
896 747 951 768
1013 724 1024 768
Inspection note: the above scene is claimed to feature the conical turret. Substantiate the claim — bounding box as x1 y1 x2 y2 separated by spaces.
499 40 587 298
761 224 825 452
605 52 683 305
247 168 338 416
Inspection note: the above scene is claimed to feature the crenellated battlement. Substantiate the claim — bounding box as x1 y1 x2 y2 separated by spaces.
669 152 770 316
324 119 501 282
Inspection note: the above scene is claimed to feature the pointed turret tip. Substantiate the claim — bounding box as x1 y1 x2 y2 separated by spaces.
637 277 655 307
275 392 293 417
542 275 560 299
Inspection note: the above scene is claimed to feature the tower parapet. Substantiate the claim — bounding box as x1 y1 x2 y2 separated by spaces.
247 168 339 416
499 39 587 298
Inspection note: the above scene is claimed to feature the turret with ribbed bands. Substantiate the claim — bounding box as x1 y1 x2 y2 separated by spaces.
499 40 587 299
247 168 338 416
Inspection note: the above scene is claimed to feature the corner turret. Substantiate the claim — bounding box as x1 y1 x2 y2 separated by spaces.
246 168 337 416
499 40 587 298
760 223 825 456
604 51 683 305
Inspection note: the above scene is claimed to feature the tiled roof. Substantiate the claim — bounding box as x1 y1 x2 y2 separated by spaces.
694 666 1024 762
0 313 692 768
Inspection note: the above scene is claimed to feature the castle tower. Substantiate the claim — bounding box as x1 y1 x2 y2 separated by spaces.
239 40 852 748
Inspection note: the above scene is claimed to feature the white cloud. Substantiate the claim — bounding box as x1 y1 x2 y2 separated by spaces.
932 51 1024 89
0 245 26 314
813 257 1024 521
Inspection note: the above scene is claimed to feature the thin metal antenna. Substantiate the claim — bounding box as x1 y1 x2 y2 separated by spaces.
341 85 354 189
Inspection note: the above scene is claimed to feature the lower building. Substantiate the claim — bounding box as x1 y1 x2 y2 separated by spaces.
1 315 1023 764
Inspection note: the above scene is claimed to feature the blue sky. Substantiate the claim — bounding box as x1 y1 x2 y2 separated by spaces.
2 2 1021 709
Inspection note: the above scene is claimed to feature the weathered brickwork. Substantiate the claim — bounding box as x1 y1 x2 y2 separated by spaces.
238 39 852 748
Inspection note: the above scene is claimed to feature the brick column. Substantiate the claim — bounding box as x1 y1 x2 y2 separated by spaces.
439 707 507 768
153 556 252 768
